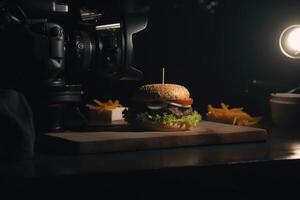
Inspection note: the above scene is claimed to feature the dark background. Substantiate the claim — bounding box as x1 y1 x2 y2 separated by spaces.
91 0 300 119
2 0 300 125
2 1 300 197
137 0 300 113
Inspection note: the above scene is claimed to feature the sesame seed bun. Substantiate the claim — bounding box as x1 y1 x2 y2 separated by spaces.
134 84 190 102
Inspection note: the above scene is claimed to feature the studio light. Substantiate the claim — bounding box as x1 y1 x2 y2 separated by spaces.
279 24 300 59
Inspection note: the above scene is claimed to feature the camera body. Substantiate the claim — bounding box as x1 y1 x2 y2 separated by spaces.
0 0 147 131
19 0 147 84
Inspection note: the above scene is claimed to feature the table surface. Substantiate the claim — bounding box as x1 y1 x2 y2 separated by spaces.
1 123 300 180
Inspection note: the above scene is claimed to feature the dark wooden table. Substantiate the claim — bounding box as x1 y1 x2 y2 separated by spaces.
1 124 300 199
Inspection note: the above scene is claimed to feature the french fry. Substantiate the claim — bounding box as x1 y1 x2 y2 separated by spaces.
233 117 237 125
93 99 103 106
207 103 262 126
86 104 101 110
107 100 113 105
230 108 244 112
221 103 229 112
87 99 123 111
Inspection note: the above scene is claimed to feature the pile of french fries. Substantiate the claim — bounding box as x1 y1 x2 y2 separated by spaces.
206 103 262 126
86 99 122 112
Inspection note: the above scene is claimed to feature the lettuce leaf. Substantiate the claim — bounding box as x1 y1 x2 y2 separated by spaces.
136 111 201 128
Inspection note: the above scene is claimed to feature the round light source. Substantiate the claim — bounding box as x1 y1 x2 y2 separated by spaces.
279 24 300 59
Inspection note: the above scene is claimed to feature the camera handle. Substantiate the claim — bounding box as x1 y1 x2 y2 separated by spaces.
121 13 147 80
44 23 66 87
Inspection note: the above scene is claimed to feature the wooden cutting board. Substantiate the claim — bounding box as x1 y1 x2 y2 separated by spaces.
40 121 267 154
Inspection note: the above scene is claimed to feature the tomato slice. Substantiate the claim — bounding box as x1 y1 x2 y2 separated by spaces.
170 98 193 106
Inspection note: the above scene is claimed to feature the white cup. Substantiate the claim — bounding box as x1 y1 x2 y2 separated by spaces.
270 93 300 127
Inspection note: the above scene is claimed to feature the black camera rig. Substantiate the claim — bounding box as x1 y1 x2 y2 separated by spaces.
0 0 147 131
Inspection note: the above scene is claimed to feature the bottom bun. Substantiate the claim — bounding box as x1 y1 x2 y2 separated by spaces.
137 121 191 131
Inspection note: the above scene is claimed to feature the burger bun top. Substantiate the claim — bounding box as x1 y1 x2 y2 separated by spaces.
134 84 190 102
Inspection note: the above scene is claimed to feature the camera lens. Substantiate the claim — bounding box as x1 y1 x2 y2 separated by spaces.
70 31 96 72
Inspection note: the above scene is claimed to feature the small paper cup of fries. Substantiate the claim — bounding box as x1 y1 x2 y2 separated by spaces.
206 103 263 126
86 99 126 123
270 93 300 127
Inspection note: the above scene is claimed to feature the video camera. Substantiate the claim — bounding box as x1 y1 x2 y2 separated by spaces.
0 0 147 131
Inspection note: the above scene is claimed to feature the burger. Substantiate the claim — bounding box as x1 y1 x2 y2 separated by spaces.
124 84 201 131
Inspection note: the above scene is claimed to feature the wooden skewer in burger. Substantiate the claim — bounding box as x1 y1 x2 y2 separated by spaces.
124 68 201 131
